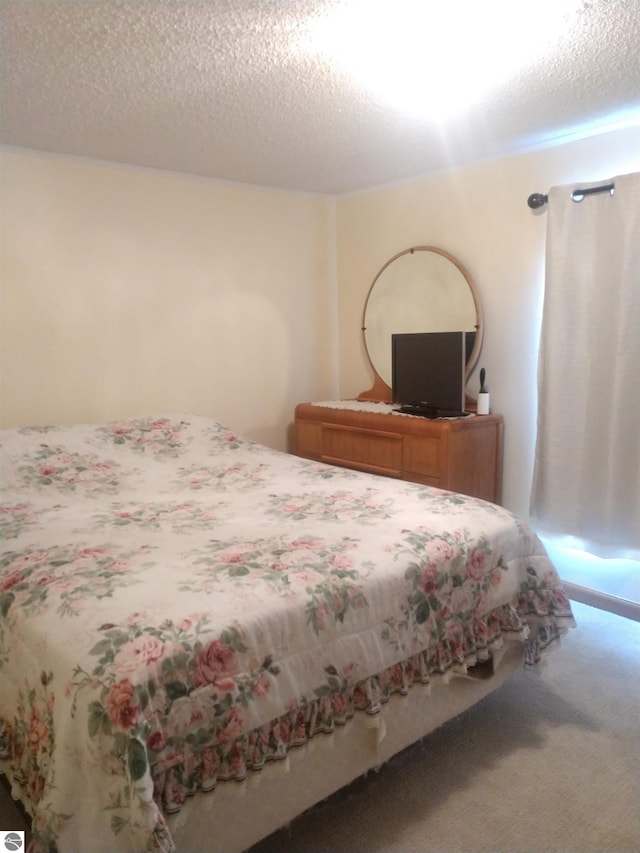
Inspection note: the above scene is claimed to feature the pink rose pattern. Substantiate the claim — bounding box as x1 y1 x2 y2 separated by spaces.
0 543 151 618
264 488 395 523
0 502 43 540
12 445 131 495
0 415 575 852
171 461 270 492
0 673 72 851
185 534 368 632
93 500 227 532
68 614 281 819
98 417 192 458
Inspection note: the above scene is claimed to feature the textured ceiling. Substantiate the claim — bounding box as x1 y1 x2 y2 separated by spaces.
1 0 639 195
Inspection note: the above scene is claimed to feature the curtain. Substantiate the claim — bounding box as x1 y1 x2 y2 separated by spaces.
530 172 640 558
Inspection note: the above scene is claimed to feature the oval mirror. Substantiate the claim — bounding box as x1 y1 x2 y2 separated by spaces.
359 246 483 401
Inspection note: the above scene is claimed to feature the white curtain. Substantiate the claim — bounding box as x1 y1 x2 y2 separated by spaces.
530 172 640 558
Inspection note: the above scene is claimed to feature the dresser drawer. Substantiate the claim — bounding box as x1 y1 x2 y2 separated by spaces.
403 435 442 478
320 423 403 477
294 403 503 504
295 419 322 457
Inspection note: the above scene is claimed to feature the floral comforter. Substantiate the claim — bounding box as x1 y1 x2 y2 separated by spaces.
0 414 574 852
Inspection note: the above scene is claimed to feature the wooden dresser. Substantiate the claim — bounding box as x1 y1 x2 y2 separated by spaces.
294 402 503 504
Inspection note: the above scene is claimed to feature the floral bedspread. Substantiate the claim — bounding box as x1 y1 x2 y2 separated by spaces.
0 414 574 852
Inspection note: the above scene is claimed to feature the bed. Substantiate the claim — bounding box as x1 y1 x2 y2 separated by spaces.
0 413 575 853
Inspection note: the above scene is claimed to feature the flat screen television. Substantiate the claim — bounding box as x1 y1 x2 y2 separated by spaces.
391 331 467 418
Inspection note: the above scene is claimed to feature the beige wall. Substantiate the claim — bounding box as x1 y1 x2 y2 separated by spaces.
335 126 640 518
0 150 337 450
3 128 639 518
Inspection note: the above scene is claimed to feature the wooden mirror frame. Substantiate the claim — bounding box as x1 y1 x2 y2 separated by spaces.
358 246 483 406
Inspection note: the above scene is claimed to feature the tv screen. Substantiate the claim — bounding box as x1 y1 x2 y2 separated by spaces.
392 331 466 416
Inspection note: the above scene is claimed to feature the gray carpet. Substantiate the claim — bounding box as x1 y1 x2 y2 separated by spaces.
1 602 638 852
249 601 639 853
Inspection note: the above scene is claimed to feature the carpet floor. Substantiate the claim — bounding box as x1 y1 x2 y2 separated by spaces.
1 601 638 852
248 600 639 853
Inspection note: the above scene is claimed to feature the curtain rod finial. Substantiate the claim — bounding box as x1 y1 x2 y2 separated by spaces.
528 193 548 210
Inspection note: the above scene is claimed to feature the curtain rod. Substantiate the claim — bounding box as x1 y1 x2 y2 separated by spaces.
527 181 615 209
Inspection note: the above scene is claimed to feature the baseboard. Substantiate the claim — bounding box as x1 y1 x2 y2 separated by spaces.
563 581 640 622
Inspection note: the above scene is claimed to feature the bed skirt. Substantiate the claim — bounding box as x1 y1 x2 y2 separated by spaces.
168 641 523 852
